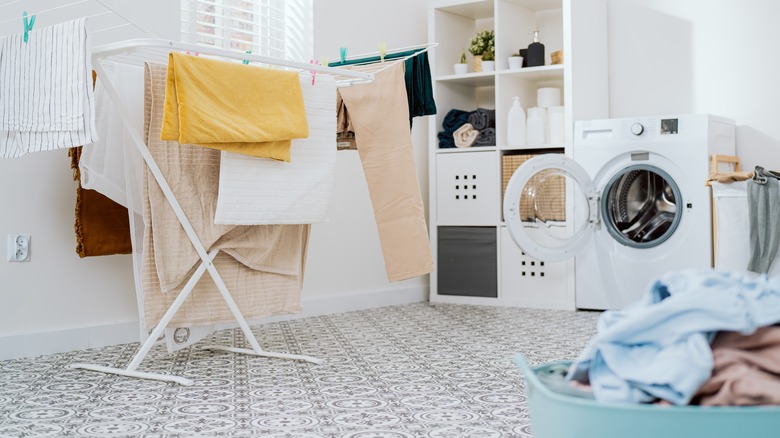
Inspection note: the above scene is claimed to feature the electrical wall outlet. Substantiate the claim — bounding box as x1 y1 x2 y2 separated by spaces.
7 234 31 262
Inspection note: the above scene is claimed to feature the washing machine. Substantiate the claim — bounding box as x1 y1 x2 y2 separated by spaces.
504 114 735 309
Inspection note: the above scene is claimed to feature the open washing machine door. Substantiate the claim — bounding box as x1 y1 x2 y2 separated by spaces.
505 152 685 261
504 154 599 262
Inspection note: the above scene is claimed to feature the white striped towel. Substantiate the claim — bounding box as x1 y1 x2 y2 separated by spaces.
0 18 96 158
214 73 337 225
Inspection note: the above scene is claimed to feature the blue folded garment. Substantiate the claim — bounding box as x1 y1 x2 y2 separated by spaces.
437 131 455 149
441 109 471 133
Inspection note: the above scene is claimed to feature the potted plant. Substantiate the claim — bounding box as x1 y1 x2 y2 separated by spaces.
454 48 468 75
469 29 494 72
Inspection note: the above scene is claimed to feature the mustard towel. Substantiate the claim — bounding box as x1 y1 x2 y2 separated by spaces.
161 52 308 161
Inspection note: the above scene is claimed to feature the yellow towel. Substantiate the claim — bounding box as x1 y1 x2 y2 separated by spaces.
161 52 308 162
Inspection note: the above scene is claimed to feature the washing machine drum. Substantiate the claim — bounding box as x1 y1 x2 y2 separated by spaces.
503 155 684 262
603 165 682 248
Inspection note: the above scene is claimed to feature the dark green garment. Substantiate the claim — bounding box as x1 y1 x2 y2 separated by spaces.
329 49 437 126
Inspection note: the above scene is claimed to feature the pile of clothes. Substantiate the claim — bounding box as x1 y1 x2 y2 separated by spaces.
565 269 780 406
438 107 496 148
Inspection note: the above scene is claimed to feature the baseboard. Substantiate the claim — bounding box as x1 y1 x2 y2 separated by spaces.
269 284 429 323
0 321 141 361
0 286 429 361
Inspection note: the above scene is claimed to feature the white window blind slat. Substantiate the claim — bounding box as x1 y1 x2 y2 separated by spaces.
181 0 312 61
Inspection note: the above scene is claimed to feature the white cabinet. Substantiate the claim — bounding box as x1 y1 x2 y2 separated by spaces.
427 0 608 308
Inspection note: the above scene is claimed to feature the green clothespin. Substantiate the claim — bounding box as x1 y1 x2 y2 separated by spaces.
242 50 251 65
22 11 36 43
378 42 387 62
339 47 348 64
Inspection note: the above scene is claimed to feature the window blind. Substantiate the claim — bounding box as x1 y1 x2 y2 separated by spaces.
181 0 312 61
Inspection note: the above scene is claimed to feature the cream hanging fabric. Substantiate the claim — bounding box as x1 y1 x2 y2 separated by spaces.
337 61 434 282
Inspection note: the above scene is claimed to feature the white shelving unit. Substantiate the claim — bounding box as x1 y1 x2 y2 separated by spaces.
427 0 609 309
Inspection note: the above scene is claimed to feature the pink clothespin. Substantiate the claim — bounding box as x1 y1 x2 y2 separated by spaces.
185 51 200 57
309 59 320 86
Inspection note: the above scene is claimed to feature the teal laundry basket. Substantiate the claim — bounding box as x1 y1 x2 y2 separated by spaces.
514 353 780 438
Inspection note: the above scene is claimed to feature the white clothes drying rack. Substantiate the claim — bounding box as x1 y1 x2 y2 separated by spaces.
67 41 373 386
0 0 374 386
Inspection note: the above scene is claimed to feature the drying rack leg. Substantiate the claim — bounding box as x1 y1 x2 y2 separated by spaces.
199 252 323 365
201 346 323 364
69 250 218 386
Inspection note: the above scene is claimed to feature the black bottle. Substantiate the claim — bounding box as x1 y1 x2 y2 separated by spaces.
527 30 545 67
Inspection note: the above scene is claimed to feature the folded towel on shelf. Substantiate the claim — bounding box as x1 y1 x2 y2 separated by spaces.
0 18 97 158
161 52 308 162
140 62 307 351
467 108 496 131
474 127 496 146
453 123 478 148
215 73 337 225
437 131 455 149
438 108 472 148
442 109 471 132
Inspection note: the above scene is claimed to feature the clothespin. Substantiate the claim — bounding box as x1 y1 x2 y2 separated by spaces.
242 50 251 65
309 59 319 86
339 47 348 64
320 56 329 67
22 11 36 44
185 51 200 57
378 42 387 63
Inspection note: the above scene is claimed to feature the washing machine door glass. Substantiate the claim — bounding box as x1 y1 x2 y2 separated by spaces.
504 154 597 262
601 164 682 248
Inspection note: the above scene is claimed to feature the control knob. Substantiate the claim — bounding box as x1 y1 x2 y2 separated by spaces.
630 123 644 136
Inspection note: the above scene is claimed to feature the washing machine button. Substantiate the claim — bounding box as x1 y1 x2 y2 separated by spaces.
630 123 645 136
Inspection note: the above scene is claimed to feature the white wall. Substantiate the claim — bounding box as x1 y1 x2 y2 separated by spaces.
0 0 430 359
0 0 180 350
606 0 780 170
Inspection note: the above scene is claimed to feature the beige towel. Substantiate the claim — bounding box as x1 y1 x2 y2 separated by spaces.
337 62 434 282
453 123 478 148
141 62 305 327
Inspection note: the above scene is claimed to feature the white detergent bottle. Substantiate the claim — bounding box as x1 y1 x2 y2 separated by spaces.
507 96 526 146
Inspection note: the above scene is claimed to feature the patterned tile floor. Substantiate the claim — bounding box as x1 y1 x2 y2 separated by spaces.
0 303 600 437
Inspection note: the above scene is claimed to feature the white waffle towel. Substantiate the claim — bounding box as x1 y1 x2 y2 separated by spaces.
214 73 337 225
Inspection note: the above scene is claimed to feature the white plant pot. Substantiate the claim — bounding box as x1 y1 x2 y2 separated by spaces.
482 60 495 72
508 56 523 70
453 63 468 75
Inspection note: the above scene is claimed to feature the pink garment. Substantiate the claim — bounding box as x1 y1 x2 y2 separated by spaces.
694 326 780 406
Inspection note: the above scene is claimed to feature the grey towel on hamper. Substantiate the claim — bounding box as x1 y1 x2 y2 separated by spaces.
747 178 780 273
468 108 496 131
